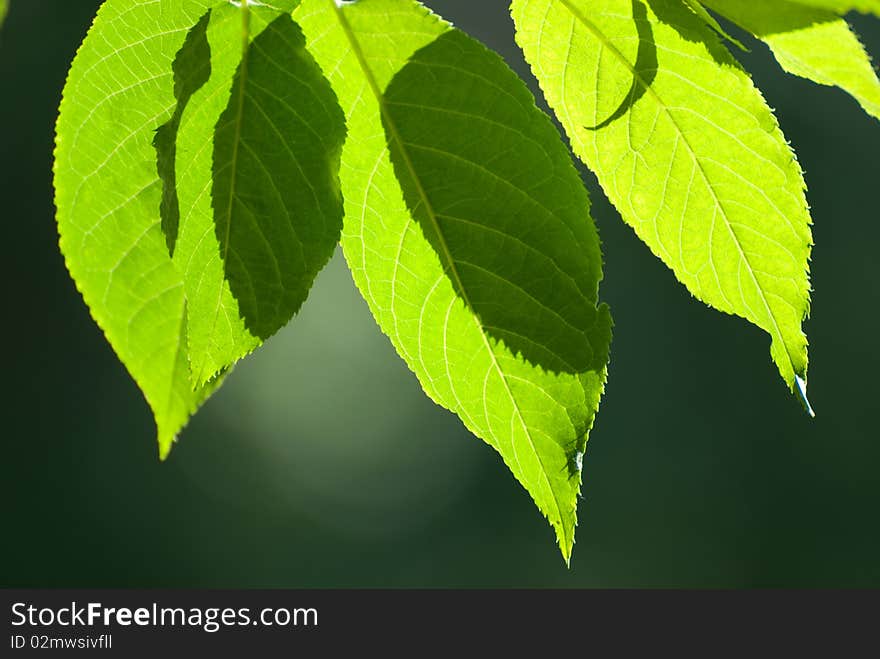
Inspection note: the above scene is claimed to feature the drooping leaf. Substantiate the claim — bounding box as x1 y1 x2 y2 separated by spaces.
786 0 880 16
702 0 880 121
170 1 345 386
511 0 814 408
296 0 612 559
0 0 8 28
54 0 237 458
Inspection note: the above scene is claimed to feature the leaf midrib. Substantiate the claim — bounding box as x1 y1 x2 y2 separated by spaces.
554 0 800 379
329 0 569 541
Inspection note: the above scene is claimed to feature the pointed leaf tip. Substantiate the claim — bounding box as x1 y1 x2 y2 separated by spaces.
54 0 233 458
795 374 815 418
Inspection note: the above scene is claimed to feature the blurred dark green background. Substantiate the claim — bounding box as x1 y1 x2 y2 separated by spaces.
2 0 879 587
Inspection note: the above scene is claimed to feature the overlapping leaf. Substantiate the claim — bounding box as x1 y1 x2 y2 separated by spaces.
55 0 346 457
296 0 612 559
56 0 876 556
171 0 344 386
511 0 814 405
702 0 880 121
55 0 224 458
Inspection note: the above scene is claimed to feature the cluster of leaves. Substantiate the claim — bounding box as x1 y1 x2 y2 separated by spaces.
52 0 878 560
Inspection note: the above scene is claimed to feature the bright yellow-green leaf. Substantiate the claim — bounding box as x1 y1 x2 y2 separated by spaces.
54 0 331 458
54 0 224 458
511 0 813 407
703 0 880 121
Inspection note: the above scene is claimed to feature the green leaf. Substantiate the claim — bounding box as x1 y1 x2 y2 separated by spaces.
296 0 612 560
786 0 880 16
511 0 814 407
170 1 345 386
54 0 224 458
0 0 7 28
701 0 880 121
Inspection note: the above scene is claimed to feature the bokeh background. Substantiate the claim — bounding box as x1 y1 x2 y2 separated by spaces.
2 0 879 587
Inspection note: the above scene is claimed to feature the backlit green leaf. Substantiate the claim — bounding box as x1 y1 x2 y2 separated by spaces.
702 0 880 121
170 0 345 386
54 0 223 458
296 0 613 560
511 0 814 407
